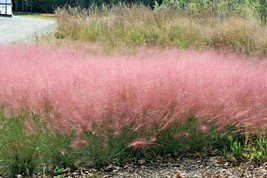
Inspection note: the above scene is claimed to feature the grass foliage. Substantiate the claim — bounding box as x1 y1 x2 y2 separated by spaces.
0 109 265 177
0 110 73 177
55 5 267 56
0 44 267 176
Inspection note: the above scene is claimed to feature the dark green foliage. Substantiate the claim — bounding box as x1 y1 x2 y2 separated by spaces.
13 0 159 12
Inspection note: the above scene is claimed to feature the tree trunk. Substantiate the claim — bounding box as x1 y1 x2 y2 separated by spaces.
30 0 33 12
15 0 18 12
21 0 24 12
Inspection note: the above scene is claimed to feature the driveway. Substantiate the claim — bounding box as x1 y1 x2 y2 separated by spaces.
0 16 56 44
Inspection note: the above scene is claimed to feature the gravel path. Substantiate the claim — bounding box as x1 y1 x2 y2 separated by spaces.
47 156 267 178
0 16 56 44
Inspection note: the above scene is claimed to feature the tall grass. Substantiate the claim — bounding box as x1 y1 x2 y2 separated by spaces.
0 44 267 133
0 44 267 175
55 5 267 56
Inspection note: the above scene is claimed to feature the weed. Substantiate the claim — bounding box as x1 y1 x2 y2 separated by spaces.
222 130 267 163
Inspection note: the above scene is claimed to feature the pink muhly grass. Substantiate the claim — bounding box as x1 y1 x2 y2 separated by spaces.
0 44 267 133
128 137 156 149
71 137 87 149
198 124 209 133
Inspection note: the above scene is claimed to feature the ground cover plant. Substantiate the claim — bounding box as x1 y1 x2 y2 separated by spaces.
55 5 267 56
0 44 267 176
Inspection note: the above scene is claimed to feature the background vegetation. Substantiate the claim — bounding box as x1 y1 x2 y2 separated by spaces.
54 5 267 56
12 0 267 23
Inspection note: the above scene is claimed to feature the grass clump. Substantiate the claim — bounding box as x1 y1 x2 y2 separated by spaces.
78 126 136 167
0 44 267 176
206 18 257 55
0 111 42 177
153 117 209 155
0 110 76 177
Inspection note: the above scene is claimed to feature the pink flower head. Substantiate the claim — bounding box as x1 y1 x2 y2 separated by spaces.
199 124 209 133
128 137 156 149
1 44 267 134
71 138 87 149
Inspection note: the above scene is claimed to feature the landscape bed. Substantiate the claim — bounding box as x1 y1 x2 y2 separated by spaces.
0 44 266 177
1 2 267 177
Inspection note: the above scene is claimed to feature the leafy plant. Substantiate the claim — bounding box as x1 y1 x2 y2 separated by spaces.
226 135 243 160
